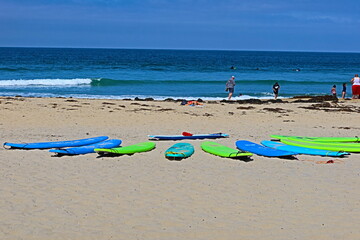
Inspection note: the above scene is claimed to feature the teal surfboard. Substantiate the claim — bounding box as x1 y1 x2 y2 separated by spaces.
165 143 194 160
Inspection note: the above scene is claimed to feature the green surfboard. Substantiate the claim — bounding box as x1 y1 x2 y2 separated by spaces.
201 141 253 158
281 138 360 152
271 134 360 142
95 142 156 155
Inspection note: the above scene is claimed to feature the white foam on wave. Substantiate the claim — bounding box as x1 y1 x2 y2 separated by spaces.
0 78 92 86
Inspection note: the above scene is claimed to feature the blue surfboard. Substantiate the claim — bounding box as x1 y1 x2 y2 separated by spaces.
149 133 229 140
49 139 122 155
236 140 296 157
3 136 109 149
165 143 195 160
261 141 350 157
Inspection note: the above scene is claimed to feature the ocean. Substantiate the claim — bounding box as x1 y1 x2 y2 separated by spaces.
0 47 359 100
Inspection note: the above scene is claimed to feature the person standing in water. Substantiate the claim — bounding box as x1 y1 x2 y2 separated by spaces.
225 76 236 100
272 82 280 99
331 85 337 97
342 83 347 99
351 74 360 99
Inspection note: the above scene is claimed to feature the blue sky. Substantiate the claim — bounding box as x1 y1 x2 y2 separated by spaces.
0 0 359 52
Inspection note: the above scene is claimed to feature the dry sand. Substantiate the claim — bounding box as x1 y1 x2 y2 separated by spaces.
0 96 359 240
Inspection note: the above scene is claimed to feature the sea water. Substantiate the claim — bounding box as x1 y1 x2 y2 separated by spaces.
0 47 359 100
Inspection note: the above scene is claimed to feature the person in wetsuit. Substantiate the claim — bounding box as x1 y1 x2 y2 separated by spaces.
342 83 347 99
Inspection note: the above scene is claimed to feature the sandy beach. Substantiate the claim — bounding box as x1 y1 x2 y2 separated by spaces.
1 96 359 240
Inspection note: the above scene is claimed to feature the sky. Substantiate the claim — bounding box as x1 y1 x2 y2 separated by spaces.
0 0 359 52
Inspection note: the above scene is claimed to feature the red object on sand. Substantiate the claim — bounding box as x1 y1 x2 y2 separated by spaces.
182 132 193 136
326 160 334 164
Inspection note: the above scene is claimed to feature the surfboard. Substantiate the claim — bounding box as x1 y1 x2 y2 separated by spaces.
49 139 122 155
261 140 350 157
165 143 194 160
201 141 252 158
271 134 360 142
149 133 229 140
236 140 296 157
3 136 109 149
280 138 360 152
95 142 156 155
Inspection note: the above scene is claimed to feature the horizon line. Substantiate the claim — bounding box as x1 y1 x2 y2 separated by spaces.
0 46 359 54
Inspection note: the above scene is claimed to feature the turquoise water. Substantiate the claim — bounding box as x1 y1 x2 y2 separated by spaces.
0 47 359 100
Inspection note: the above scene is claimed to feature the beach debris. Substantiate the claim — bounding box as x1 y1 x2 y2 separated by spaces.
237 106 255 110
300 102 360 113
220 99 284 104
102 102 116 105
262 108 293 113
134 97 154 101
156 108 174 112
2 96 25 101
206 101 219 104
293 95 337 103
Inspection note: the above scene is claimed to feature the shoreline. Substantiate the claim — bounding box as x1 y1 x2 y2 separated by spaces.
1 93 352 102
1 95 359 239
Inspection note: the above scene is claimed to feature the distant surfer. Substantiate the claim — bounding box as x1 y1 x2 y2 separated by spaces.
293 68 301 72
272 82 280 100
225 76 236 100
230 66 236 70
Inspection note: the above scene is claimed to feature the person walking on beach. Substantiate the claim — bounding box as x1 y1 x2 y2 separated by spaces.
350 74 360 99
342 83 347 99
272 82 280 99
225 76 236 100
331 85 337 97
